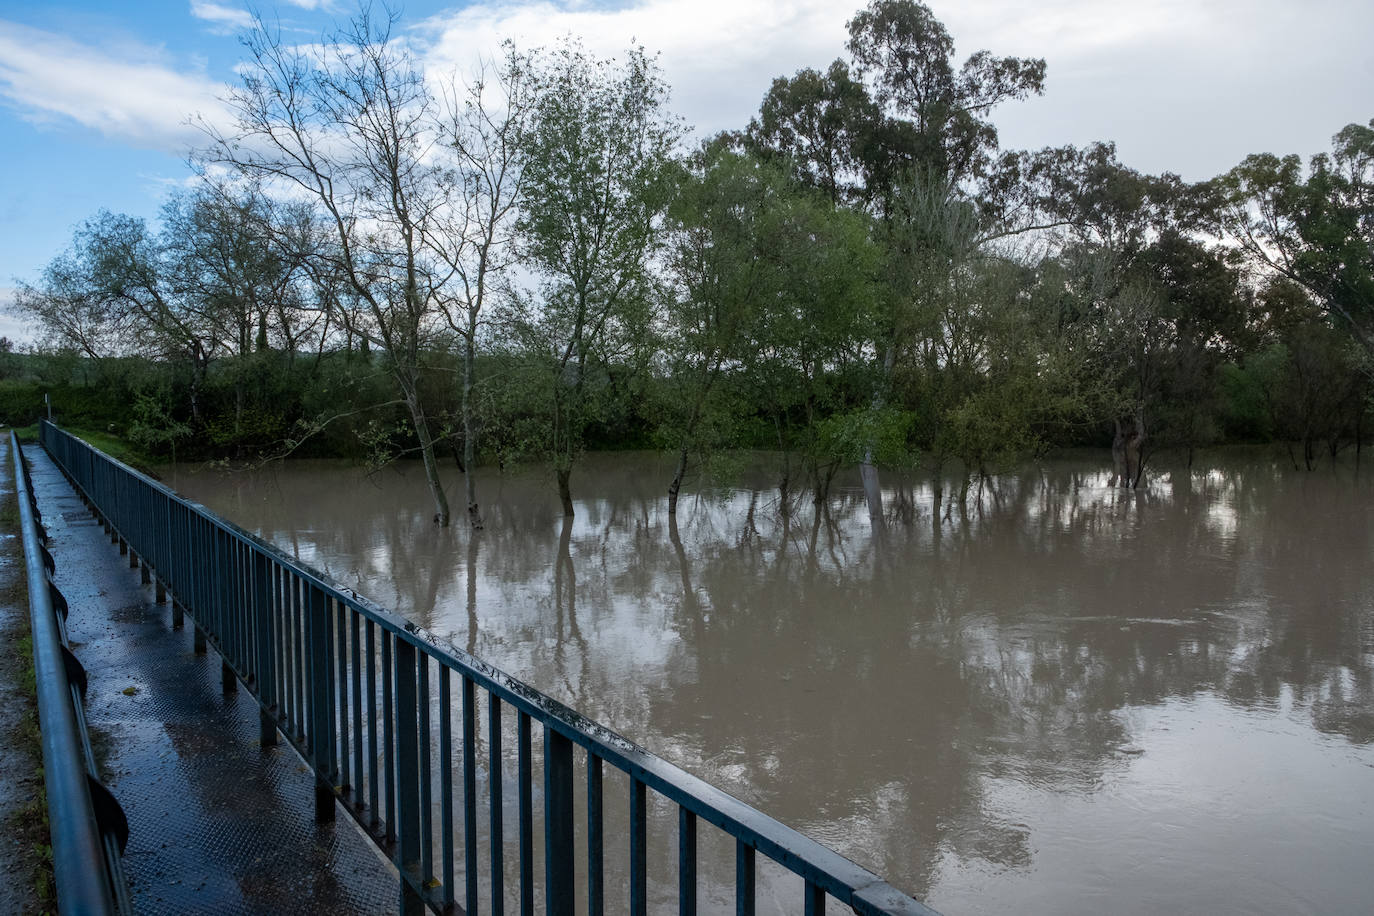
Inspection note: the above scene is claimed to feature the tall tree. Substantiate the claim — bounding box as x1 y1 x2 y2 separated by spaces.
846 0 1045 195
204 9 456 524
16 210 223 422
512 40 683 516
426 43 536 528
1216 118 1374 361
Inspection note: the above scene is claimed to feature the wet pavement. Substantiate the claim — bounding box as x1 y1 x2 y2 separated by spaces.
22 443 398 915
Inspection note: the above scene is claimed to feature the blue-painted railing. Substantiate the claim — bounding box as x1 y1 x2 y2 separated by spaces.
40 420 935 915
12 430 131 915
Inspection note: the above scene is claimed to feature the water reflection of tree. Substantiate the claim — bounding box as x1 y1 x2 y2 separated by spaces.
172 453 1374 900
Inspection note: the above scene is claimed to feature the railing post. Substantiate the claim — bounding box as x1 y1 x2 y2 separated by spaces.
394 639 424 916
544 726 575 916
680 807 697 916
736 841 755 916
253 551 277 748
306 587 335 823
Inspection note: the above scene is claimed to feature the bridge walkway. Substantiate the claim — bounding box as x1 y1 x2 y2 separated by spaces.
22 442 398 915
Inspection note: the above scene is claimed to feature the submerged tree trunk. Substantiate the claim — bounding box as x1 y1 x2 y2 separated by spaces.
462 334 482 529
1111 414 1147 488
556 465 575 518
668 445 689 516
860 344 897 533
402 384 451 526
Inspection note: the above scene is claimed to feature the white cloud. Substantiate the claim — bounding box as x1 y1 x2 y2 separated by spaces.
189 1 254 33
413 0 1374 179
417 0 852 139
0 20 231 153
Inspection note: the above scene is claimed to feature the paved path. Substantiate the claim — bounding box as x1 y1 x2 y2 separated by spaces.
24 442 399 915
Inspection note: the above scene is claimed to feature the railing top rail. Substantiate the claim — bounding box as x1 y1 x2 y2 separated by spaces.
40 420 934 914
15 430 120 916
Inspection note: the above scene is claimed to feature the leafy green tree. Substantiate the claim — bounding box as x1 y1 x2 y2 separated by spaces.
747 60 879 207
660 142 777 513
511 40 683 516
845 0 1045 195
15 210 223 423
1216 118 1374 359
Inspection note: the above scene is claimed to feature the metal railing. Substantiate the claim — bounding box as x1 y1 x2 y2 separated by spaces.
11 430 131 915
40 420 935 916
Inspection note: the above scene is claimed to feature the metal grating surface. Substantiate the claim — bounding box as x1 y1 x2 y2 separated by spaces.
25 445 399 915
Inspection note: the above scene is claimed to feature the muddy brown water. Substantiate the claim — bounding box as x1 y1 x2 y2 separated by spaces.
163 451 1374 914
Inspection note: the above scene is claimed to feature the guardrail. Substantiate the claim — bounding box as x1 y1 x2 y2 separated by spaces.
12 430 131 915
40 419 935 915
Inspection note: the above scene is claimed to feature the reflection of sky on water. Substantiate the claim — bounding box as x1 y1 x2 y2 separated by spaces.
166 451 1374 913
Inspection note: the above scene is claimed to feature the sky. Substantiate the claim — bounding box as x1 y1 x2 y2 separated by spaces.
0 0 1370 341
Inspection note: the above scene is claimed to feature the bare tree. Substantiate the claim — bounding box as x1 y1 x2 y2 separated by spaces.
202 8 455 524
424 43 535 529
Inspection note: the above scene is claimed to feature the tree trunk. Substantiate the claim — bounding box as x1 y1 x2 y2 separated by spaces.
1110 418 1127 487
668 445 688 516
556 465 575 518
1112 414 1147 488
462 333 482 529
403 386 451 526
860 451 884 530
860 343 897 533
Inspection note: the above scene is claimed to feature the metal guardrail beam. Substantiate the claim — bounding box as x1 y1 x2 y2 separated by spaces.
11 430 129 915
39 420 937 916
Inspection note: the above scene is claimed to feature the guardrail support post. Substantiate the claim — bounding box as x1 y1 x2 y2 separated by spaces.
544 727 575 916
221 659 236 694
155 580 166 604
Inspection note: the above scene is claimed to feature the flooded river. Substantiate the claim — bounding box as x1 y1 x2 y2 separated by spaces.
164 452 1374 914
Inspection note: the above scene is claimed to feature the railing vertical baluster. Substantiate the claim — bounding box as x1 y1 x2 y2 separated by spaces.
294 576 305 741
518 711 533 916
588 755 604 916
418 654 432 888
462 676 478 914
679 807 697 916
394 638 423 916
337 601 350 794
736 841 755 916
630 776 646 916
805 881 826 916
350 612 363 809
489 692 504 916
307 585 335 823
382 632 395 842
366 619 380 830
439 666 455 910
270 564 283 722
324 598 339 788
255 551 276 747
545 726 575 916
